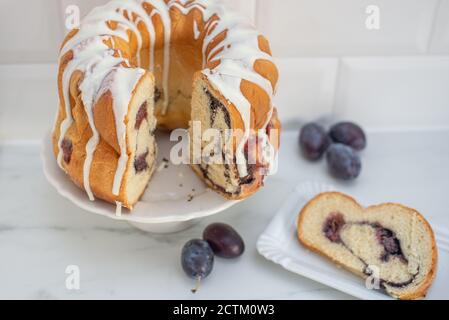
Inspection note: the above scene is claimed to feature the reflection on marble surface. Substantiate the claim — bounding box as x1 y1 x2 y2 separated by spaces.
0 129 448 299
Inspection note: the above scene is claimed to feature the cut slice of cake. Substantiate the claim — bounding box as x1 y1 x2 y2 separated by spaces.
116 72 158 208
189 73 279 200
53 69 158 209
297 192 437 300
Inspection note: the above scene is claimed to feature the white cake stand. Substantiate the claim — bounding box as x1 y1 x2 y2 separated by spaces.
41 131 239 233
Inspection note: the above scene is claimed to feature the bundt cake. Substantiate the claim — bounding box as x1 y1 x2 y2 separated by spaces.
52 0 280 209
297 192 437 300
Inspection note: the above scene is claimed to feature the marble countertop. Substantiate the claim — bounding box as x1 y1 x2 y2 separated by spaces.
1 129 448 299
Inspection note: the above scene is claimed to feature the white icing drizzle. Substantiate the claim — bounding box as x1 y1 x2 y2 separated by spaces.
193 20 201 40
115 201 123 217
111 67 146 195
56 1 148 199
167 0 277 177
54 0 278 202
80 49 123 201
201 18 218 67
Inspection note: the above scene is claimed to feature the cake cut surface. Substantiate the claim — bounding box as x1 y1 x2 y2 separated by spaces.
297 192 437 300
52 0 280 209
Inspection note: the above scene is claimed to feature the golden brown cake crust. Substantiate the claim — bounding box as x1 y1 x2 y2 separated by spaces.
53 1 280 208
297 192 438 300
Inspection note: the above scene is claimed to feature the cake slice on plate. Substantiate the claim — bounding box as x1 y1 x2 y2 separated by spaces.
297 192 437 300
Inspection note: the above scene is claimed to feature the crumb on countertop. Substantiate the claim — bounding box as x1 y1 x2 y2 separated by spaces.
157 158 170 172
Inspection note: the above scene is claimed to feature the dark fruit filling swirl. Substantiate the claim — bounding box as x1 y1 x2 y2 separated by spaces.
322 212 416 288
135 101 148 130
323 212 346 243
134 150 149 173
61 138 73 164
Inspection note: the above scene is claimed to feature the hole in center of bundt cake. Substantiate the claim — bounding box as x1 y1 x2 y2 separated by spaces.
134 150 149 173
61 138 73 164
135 101 148 130
322 212 346 243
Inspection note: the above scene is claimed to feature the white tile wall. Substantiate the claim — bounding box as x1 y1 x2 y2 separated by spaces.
0 65 58 141
429 0 449 54
334 57 449 130
274 58 338 125
0 0 63 63
256 0 440 57
3 0 446 62
0 0 449 138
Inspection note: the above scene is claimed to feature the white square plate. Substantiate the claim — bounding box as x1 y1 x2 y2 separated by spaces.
257 182 449 300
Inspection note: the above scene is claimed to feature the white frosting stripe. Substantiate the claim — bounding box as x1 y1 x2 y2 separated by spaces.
111 67 146 196
80 50 125 201
193 19 201 40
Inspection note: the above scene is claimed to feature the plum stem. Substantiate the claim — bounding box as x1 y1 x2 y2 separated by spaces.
191 277 201 294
